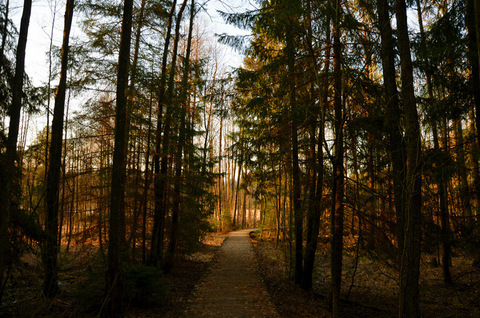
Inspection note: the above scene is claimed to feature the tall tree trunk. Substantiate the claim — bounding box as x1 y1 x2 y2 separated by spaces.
474 0 480 117
150 0 177 267
395 0 423 316
233 160 243 227
467 0 480 147
330 0 344 315
283 0 303 285
164 0 195 272
0 0 32 305
141 93 154 264
434 124 453 284
218 91 224 231
103 0 133 315
416 0 452 284
454 120 473 229
377 0 405 259
43 0 74 298
154 0 187 269
466 0 480 268
302 0 326 291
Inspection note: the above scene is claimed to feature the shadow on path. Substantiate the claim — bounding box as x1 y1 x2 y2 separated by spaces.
184 229 279 317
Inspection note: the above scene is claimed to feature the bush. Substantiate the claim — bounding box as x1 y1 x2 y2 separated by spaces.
72 255 166 313
122 262 166 306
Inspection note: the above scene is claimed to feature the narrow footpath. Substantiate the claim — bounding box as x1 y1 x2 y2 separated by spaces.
184 229 279 317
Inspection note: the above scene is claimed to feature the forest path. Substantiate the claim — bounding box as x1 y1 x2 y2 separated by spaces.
184 229 279 317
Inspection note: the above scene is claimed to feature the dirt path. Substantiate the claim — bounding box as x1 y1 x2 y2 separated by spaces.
184 229 279 317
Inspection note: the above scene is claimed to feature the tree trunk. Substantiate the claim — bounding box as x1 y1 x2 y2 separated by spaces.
43 0 74 298
454 120 473 229
150 0 177 267
0 0 32 305
330 0 344 315
103 0 133 315
466 0 480 147
395 0 423 316
302 0 326 291
415 0 452 284
474 0 480 120
154 0 187 270
283 1 303 285
434 124 453 284
164 0 194 273
377 0 405 258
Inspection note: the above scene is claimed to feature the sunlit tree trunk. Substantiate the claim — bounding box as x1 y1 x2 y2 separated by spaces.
43 0 75 298
0 0 32 305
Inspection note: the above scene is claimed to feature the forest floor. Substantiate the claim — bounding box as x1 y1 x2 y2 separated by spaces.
1 231 480 317
253 234 480 317
0 233 227 317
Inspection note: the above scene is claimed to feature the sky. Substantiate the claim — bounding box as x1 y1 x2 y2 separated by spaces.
6 0 254 144
7 0 254 87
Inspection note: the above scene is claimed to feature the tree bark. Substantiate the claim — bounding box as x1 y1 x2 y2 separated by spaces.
395 0 423 316
103 0 133 315
0 0 32 305
474 0 480 110
302 0 326 291
415 0 453 284
43 0 75 298
330 0 344 315
466 0 480 147
150 0 177 267
164 0 195 273
377 0 405 258
283 0 303 286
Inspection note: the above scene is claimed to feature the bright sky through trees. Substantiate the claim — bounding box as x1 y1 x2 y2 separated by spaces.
7 0 253 86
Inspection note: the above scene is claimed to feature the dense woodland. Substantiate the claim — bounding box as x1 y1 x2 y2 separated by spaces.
1 0 480 316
